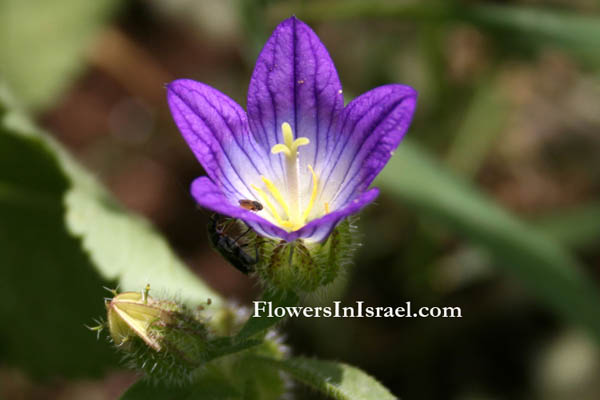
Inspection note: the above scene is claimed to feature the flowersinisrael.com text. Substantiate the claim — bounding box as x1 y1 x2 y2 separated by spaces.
253 301 462 319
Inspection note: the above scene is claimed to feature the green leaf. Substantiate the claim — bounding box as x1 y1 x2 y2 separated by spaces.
0 118 119 378
254 356 397 400
290 1 600 65
445 76 509 177
63 173 222 306
121 367 242 400
461 4 600 63
235 289 299 341
3 104 221 305
234 352 287 400
376 140 600 341
532 203 600 251
0 0 120 110
0 89 220 377
287 0 449 22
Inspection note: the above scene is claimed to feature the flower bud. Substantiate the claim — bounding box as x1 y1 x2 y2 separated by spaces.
105 286 209 384
98 288 291 396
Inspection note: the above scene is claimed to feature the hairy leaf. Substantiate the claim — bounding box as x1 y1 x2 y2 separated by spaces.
0 90 220 377
255 356 397 400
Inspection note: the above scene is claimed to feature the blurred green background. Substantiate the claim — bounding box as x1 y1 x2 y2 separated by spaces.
2 0 600 399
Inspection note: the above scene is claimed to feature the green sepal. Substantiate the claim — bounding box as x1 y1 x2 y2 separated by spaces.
254 218 358 293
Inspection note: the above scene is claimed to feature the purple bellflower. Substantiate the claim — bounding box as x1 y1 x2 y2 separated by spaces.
167 17 417 244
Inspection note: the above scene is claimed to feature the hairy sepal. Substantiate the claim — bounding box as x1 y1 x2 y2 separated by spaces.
254 218 359 293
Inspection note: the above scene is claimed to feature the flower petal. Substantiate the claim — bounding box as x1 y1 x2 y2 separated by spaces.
167 79 270 202
320 84 417 209
288 188 379 243
192 178 378 243
190 177 290 240
247 16 344 180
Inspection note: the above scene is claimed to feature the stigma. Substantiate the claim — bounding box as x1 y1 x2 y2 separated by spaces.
250 122 327 231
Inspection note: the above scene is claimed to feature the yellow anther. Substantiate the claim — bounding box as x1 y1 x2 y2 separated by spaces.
251 184 285 225
261 176 290 216
302 165 319 221
324 202 330 214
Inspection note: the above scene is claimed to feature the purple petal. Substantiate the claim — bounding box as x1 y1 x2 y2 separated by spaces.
320 85 417 210
167 79 271 202
192 177 378 243
191 177 290 240
247 16 344 181
288 188 379 242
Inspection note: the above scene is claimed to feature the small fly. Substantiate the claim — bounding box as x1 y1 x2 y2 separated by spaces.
239 199 263 212
207 214 258 275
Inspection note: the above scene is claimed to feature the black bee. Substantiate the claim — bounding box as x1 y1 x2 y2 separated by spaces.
207 215 257 275
238 199 263 212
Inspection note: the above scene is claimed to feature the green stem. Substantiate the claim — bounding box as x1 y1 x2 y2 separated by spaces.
236 289 299 341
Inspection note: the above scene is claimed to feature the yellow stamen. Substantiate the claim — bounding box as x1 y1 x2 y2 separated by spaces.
254 122 322 231
250 184 284 225
302 165 318 221
271 122 310 226
324 202 330 214
261 176 290 216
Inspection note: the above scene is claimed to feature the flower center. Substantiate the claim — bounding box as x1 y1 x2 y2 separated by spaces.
250 122 328 231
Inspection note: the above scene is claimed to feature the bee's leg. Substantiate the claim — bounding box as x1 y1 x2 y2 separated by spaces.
221 218 236 233
233 226 252 244
250 237 265 264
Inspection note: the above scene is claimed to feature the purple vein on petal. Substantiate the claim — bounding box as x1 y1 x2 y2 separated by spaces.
335 103 415 205
174 92 253 196
191 89 263 175
168 81 265 200
329 95 412 205
169 95 245 199
320 86 416 208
